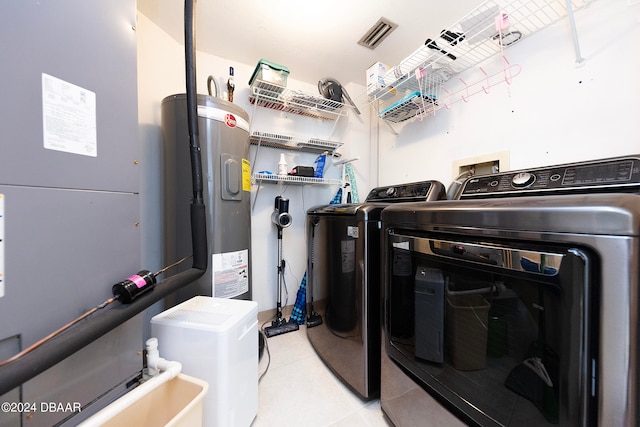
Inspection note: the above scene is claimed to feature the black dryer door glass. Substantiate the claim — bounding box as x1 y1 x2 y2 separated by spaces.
385 234 597 426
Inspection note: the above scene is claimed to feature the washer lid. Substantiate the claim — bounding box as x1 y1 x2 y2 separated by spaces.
307 202 389 219
365 180 446 203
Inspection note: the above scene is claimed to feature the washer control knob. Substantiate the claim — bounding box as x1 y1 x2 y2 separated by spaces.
512 172 535 188
386 187 396 197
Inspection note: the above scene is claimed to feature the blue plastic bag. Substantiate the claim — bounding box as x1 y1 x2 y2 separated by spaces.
314 153 327 178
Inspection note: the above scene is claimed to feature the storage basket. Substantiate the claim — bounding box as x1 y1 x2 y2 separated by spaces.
249 59 290 93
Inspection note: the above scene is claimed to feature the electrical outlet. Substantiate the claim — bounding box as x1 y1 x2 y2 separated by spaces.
452 151 510 180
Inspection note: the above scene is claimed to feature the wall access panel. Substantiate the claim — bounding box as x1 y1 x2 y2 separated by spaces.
0 0 139 193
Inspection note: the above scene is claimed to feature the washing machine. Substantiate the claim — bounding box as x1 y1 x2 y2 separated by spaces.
306 180 446 400
381 155 640 426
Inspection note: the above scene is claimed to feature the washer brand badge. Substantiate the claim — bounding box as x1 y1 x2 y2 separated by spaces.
224 113 237 128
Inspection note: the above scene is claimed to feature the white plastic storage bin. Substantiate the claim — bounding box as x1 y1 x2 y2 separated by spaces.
151 296 259 427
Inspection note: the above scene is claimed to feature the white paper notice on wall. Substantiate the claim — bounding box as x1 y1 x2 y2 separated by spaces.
0 194 4 298
212 249 249 298
42 73 97 157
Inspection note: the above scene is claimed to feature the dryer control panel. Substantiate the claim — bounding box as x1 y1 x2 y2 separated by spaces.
459 155 640 199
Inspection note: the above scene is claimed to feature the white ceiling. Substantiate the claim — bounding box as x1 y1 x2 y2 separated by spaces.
137 0 485 87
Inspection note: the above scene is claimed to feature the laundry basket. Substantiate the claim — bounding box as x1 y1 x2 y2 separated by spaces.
446 294 490 370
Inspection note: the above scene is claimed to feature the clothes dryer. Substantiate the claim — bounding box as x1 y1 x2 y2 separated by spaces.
306 180 446 399
381 155 640 426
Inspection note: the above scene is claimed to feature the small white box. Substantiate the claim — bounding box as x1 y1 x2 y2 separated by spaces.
366 61 390 96
151 296 258 427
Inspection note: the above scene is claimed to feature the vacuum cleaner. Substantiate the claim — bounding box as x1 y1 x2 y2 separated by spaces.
264 196 300 338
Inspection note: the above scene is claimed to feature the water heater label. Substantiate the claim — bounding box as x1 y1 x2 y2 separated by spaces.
224 113 237 128
41 73 97 157
212 249 249 298
242 159 251 192
0 194 3 298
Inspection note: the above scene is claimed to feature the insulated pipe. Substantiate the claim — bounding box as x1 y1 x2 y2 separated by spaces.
185 0 204 207
0 0 207 396
0 270 203 396
185 0 208 272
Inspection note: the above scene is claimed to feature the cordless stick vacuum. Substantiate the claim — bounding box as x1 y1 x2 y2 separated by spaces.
264 196 300 338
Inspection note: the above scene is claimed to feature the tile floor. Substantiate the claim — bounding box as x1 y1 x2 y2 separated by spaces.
253 325 391 427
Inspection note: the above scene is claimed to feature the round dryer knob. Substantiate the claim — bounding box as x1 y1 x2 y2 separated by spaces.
511 172 535 188
386 187 397 197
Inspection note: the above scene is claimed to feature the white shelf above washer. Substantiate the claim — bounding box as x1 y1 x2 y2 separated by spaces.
249 131 343 155
252 173 341 186
249 81 352 121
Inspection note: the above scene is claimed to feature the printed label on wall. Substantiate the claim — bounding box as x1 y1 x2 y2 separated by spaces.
0 194 4 298
242 158 251 192
42 73 97 157
212 249 249 298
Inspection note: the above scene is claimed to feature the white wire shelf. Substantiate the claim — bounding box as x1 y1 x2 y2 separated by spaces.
249 131 343 155
370 0 590 123
252 173 341 186
249 81 351 120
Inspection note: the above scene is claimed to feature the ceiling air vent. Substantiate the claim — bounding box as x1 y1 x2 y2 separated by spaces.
358 17 398 49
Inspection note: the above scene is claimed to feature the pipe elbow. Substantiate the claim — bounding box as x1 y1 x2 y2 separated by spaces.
160 360 182 378
145 338 182 378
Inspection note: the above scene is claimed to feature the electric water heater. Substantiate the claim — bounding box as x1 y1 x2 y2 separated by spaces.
162 94 252 302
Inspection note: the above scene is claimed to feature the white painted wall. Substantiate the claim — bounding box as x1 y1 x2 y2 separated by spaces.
377 0 640 188
136 12 371 313
138 0 639 315
246 95 371 314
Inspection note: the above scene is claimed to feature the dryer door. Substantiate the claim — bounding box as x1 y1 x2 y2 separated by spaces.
384 233 598 426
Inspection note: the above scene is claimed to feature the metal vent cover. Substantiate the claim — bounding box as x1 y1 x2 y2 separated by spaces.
358 17 398 49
